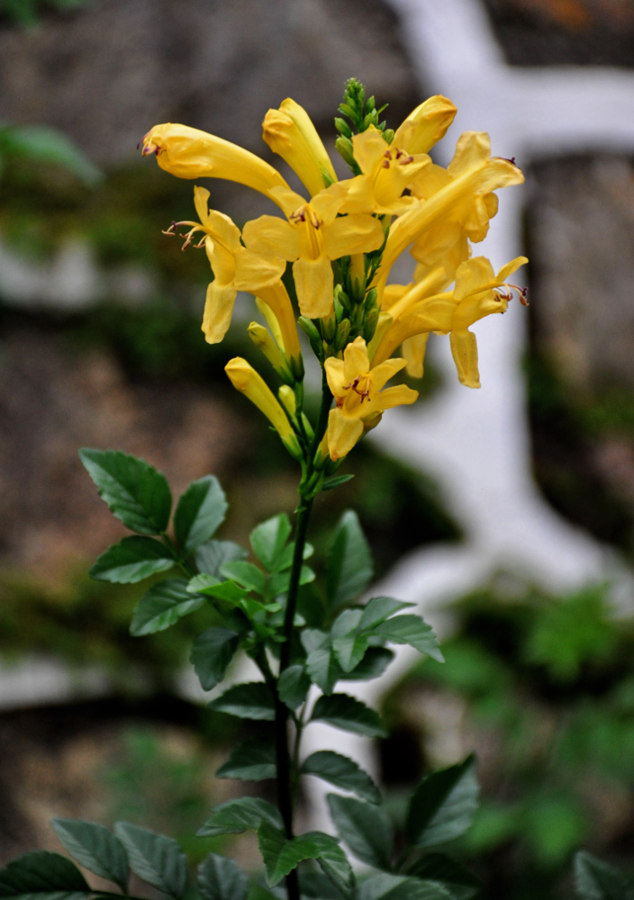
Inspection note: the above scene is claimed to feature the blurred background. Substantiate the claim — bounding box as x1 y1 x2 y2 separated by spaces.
1 0 633 897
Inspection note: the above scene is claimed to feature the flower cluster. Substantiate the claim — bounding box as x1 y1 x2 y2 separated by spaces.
142 79 526 472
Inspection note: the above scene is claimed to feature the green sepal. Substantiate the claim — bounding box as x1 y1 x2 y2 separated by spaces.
310 693 386 737
174 475 227 554
327 793 393 870
90 536 174 584
79 448 171 535
113 822 188 900
130 578 204 636
406 755 479 850
302 751 381 804
198 853 248 900
50 818 129 892
208 682 276 721
197 798 283 838
216 738 276 781
190 627 241 691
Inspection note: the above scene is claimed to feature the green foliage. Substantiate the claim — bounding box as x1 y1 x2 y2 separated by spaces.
0 121 100 184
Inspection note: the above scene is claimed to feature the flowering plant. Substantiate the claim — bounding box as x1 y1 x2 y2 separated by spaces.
1 79 622 900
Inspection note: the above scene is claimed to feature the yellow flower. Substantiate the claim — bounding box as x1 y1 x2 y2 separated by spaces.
166 187 285 343
262 98 338 197
372 255 528 388
141 123 291 212
375 132 524 296
391 95 457 155
255 283 303 373
243 185 384 319
225 358 301 458
324 336 418 459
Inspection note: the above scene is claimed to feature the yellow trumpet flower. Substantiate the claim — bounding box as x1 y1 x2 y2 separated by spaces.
262 98 338 197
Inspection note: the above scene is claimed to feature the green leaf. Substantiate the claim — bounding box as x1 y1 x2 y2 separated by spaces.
216 738 276 781
278 664 311 709
50 819 128 891
250 514 292 571
0 125 102 185
90 536 174 584
574 851 634 899
257 823 354 895
130 578 204 636
113 822 187 900
404 854 482 900
174 476 228 554
406 755 479 849
0 851 89 899
302 751 381 804
197 798 282 838
187 575 248 605
342 647 394 682
359 596 413 631
357 872 454 900
374 615 444 663
311 693 387 737
79 449 171 535
332 609 368 673
327 794 393 869
326 511 373 609
195 539 248 577
246 885 279 900
197 853 248 900
221 561 267 595
303 630 340 695
208 682 276 720
190 627 241 691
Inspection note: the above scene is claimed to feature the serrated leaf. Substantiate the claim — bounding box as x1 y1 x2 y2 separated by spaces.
326 511 373 609
190 627 241 691
174 476 228 554
278 664 311 709
302 751 380 804
357 872 454 900
113 823 187 900
374 615 444 662
359 596 414 631
327 794 393 869
342 647 394 682
574 851 634 900
257 824 354 895
50 819 128 891
79 449 171 535
197 798 282 838
332 611 369 674
130 578 203 636
311 693 387 737
221 561 267 595
90 536 174 584
406 755 479 849
250 514 292 571
405 853 482 900
187 575 248 605
0 851 89 899
194 539 248 577
208 682 276 720
197 853 248 900
303 630 340 696
216 738 276 781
